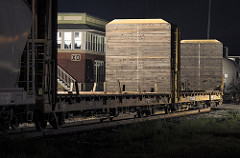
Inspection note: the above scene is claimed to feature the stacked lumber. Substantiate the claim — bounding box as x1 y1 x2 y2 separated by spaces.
105 19 173 93
180 40 223 91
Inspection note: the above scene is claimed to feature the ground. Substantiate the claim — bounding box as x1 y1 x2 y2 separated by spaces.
1 104 240 158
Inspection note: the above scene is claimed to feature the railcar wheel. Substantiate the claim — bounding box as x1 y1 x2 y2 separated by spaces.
203 103 210 108
49 113 59 129
164 105 171 114
10 115 19 130
211 102 217 108
137 110 143 118
35 121 47 131
109 116 114 121
58 113 65 126
151 108 155 115
0 124 9 133
0 107 10 132
0 120 9 132
144 110 151 117
49 120 58 129
34 112 47 131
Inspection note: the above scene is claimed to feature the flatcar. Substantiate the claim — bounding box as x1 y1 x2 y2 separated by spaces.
55 20 223 126
0 0 223 131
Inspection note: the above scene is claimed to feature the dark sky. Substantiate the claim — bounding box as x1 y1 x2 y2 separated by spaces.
58 0 240 55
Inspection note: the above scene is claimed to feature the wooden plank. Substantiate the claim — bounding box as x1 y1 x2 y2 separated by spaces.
180 40 223 91
106 19 173 93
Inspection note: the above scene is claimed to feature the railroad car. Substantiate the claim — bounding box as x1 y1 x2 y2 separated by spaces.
0 0 34 130
55 19 223 125
0 0 223 131
223 57 240 102
0 0 58 131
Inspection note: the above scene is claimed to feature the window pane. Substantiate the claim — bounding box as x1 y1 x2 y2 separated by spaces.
57 32 62 49
57 32 61 39
75 41 81 49
57 40 61 49
64 32 72 49
74 32 82 49
75 32 81 40
75 32 79 38
64 32 71 40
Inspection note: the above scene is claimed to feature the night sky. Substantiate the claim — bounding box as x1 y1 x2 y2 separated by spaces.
58 0 240 55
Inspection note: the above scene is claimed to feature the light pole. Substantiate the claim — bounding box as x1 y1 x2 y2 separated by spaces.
207 0 211 39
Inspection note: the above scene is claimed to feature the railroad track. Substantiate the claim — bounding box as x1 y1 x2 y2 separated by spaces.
7 107 211 138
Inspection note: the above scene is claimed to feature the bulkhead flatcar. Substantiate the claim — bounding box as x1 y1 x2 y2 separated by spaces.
56 19 223 121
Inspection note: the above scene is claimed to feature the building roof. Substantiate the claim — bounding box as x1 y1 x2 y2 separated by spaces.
181 39 221 43
108 19 168 25
58 13 108 31
58 24 105 32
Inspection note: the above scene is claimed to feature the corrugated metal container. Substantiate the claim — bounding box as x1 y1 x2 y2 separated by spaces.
180 40 223 91
105 19 175 93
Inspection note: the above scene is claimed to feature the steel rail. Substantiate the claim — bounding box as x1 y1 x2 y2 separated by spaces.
7 108 211 138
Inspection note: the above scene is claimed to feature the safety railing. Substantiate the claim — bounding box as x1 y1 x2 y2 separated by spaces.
57 65 76 91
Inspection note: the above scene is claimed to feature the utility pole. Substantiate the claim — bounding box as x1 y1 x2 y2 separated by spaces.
207 0 211 39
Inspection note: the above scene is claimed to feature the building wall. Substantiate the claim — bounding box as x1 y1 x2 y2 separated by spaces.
57 13 107 91
58 51 105 83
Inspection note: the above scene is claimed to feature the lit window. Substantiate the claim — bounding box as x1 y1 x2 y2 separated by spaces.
74 32 82 49
64 32 72 49
85 33 105 52
57 32 62 49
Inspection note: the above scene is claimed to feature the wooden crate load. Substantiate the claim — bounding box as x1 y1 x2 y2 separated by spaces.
105 19 176 93
180 40 223 91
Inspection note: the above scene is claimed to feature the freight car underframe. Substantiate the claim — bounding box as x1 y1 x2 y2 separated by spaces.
0 91 222 131
37 91 222 128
